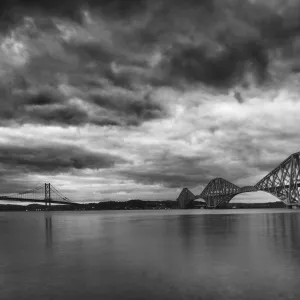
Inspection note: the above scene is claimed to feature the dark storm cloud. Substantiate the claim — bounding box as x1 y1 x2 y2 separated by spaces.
120 153 235 189
23 91 61 106
0 143 126 174
164 41 268 88
0 0 147 30
0 169 34 194
141 0 300 89
292 65 300 73
21 105 90 126
178 1 298 88
0 87 89 126
120 128 293 189
0 142 127 194
251 159 283 176
209 128 299 180
122 171 204 189
2 0 300 129
122 164 251 190
0 80 165 127
63 40 150 89
234 92 244 104
245 148 296 175
90 90 165 126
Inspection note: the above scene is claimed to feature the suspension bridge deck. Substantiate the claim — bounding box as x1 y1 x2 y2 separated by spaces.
0 183 78 206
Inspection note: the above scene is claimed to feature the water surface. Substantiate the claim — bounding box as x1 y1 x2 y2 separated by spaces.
1 209 300 300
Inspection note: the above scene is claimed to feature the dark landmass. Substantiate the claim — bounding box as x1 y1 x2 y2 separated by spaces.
219 202 286 209
0 200 287 211
0 200 178 211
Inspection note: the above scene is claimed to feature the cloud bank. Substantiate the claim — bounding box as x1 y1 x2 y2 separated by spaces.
0 0 300 201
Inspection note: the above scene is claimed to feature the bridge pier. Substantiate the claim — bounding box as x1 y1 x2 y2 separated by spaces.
287 205 299 209
45 183 51 208
177 188 196 209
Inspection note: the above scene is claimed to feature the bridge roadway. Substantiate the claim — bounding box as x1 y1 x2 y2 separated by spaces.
260 183 300 190
193 183 300 200
178 183 300 209
0 197 80 206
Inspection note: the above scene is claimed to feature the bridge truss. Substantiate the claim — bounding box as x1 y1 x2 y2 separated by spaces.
0 183 75 206
255 152 300 206
177 152 300 209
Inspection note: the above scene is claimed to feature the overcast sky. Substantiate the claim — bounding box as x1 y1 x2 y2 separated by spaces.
0 0 300 202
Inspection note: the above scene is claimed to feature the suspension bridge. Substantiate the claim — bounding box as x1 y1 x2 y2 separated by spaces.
1 151 300 210
177 151 300 209
0 183 78 206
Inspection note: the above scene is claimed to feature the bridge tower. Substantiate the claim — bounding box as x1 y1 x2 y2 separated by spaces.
177 188 196 208
45 183 51 207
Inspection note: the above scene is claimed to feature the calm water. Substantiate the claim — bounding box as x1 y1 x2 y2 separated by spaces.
1 209 300 300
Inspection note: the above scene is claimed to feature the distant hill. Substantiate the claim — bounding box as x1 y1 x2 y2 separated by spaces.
0 200 287 211
0 200 178 211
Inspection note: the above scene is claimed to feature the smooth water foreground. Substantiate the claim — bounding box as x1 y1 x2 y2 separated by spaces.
1 209 300 300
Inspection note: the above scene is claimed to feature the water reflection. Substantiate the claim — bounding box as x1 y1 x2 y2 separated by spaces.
45 214 52 249
178 215 199 251
1 210 300 300
265 213 300 265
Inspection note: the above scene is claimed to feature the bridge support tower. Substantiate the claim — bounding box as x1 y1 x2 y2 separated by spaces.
45 183 51 207
287 205 299 209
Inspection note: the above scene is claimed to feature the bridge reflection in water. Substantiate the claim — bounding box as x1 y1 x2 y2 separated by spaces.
45 215 52 249
177 151 300 209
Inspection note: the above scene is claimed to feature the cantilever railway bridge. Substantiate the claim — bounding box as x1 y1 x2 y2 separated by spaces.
177 151 300 209
0 183 78 206
1 151 300 209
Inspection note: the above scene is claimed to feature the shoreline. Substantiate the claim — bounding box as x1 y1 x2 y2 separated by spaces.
0 200 288 211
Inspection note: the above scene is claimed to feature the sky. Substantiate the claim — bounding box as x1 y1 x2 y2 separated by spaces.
0 0 300 203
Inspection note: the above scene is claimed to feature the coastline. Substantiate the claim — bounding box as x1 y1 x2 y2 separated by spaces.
0 200 287 211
